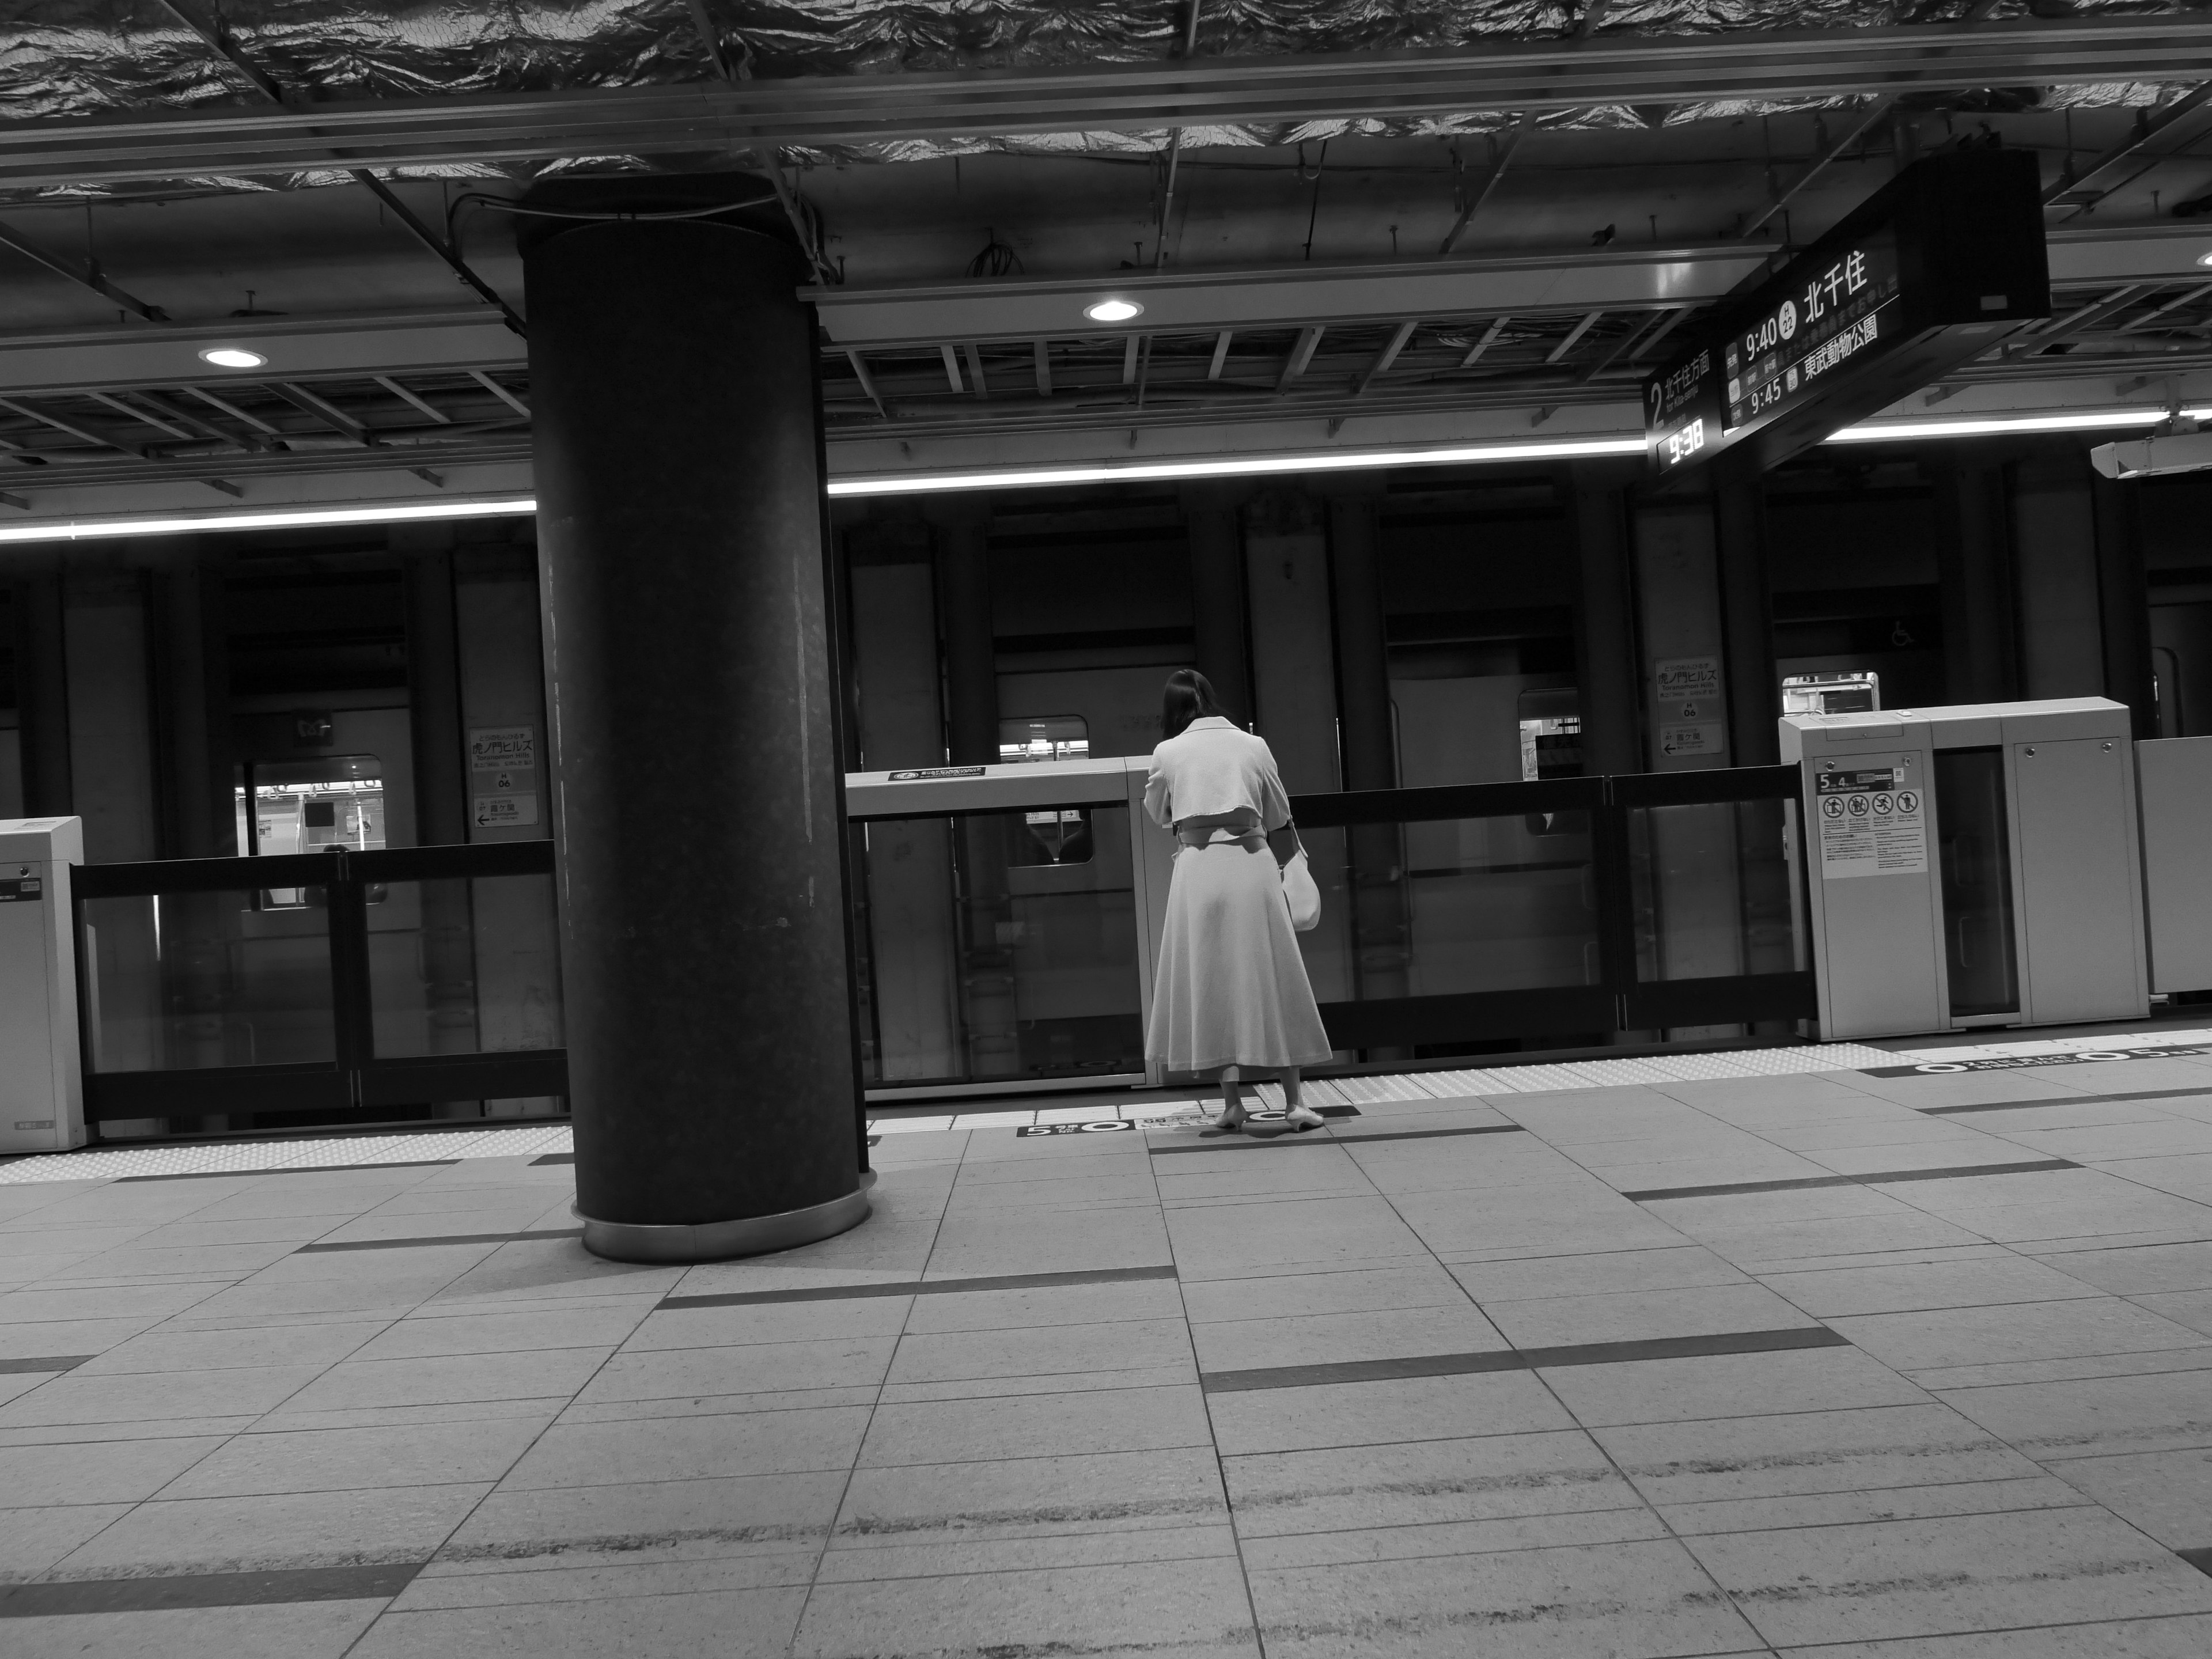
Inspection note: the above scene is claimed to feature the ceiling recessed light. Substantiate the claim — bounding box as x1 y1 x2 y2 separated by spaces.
1084 298 1143 323
198 347 266 369
2199 251 2212 267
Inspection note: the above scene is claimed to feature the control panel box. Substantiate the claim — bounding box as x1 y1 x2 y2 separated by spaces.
0 817 84 1154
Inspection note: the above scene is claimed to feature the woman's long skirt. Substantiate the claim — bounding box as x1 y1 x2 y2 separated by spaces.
1146 834 1333 1072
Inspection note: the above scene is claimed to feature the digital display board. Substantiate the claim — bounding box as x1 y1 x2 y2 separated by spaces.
1646 150 2049 481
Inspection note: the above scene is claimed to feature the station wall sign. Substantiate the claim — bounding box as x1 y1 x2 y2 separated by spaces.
1645 149 2050 482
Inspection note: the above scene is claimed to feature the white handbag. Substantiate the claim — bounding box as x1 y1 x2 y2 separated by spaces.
1280 824 1321 932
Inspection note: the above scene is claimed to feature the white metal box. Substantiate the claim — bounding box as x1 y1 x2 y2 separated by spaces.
1783 699 2146 1039
2135 736 2212 995
0 817 85 1154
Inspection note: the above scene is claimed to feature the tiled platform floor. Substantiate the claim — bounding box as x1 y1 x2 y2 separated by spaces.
7 1038 2212 1653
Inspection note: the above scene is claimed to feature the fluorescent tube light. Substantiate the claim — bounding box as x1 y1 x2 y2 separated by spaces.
1 398 2207 544
822 437 1649 497
0 497 536 545
1826 407 2212 444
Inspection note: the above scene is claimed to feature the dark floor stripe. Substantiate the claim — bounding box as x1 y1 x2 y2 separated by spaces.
0 1563 422 1618
1923 1085 2212 1116
1202 1326 1849 1393
1624 1173 1864 1201
1150 1123 1523 1156
0 1355 93 1376
1625 1157 2078 1203
295 1228 582 1254
531 1152 575 1165
2179 1546 2212 1580
657 1263 1177 1311
115 1159 459 1184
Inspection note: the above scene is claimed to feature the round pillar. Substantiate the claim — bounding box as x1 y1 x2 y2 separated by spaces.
522 180 868 1262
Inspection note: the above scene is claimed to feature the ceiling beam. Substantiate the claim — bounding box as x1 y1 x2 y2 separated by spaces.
1277 326 1324 392
1353 320 1418 396
0 19 2202 190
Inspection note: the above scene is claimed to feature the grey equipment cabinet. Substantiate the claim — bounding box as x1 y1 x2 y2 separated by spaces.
1781 711 1945 1040
1783 699 2147 1040
0 817 85 1154
2134 736 2212 996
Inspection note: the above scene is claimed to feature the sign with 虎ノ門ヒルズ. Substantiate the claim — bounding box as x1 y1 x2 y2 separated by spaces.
468 726 539 830
1654 657 1721 707
1815 768 1925 879
469 726 535 776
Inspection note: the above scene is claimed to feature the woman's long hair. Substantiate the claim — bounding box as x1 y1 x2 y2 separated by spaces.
1161 668 1226 740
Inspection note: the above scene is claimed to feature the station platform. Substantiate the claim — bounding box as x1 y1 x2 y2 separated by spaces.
6 1031 2212 1654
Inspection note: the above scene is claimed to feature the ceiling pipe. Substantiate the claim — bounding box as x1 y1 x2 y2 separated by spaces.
1439 0 1612 256
0 221 169 325
147 0 525 336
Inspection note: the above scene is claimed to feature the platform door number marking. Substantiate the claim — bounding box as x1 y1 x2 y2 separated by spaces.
1816 767 1925 879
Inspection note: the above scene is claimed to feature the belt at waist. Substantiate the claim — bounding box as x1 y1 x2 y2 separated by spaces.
1177 827 1265 850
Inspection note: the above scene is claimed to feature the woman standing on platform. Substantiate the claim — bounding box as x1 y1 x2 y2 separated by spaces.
1143 669 1332 1135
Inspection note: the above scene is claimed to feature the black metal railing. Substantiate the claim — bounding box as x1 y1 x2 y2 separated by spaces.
73 840 567 1131
1289 763 1811 1052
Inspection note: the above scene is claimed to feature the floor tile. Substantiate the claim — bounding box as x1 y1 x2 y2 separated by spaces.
160 1416 554 1498
793 1559 1258 1659
350 1586 808 1658
0 1601 387 1659
1245 1536 1764 1656
1688 1506 2212 1646
48 1483 489 1576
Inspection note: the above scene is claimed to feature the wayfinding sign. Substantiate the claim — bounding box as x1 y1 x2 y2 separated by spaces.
1646 149 2049 480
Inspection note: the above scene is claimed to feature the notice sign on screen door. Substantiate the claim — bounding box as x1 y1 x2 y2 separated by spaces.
1816 768 1926 878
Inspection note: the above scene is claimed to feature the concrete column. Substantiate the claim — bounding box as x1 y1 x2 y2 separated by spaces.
1632 500 1747 1035
456 537 561 1116
1713 477 1779 767
1569 461 1643 777
1181 483 1252 724
2093 473 2158 740
65 569 160 866
1931 444 2020 704
924 498 1018 1077
931 500 998 767
2011 444 2105 700
1324 486 1407 1036
1326 488 1395 793
1244 488 1353 1014
149 559 236 1106
1245 490 1342 794
524 179 866 1261
14 570 70 818
149 560 232 859
399 526 479 1118
846 515 961 1082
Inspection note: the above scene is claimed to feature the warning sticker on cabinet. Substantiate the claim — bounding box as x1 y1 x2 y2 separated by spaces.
1815 768 1925 879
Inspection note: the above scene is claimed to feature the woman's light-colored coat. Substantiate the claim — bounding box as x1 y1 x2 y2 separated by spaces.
1142 717 1333 1072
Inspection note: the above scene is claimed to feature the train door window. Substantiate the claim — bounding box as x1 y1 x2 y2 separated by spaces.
999 715 1089 763
235 755 386 908
1517 688 1581 838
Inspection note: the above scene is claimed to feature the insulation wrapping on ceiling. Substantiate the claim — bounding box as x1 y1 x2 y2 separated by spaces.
0 0 2186 188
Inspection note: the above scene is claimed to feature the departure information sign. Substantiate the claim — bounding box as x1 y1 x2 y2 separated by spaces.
1646 149 2048 481
1726 232 1900 430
